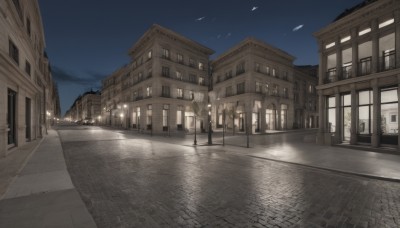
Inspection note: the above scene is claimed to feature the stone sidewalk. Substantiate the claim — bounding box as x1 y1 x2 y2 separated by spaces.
0 129 96 228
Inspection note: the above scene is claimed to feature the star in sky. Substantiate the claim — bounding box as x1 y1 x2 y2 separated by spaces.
251 6 258 11
196 16 206 21
292 24 304 32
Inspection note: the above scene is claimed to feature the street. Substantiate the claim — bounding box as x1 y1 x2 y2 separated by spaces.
56 125 400 228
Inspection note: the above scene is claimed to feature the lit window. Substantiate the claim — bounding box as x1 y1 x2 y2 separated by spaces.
177 53 183 63
325 42 335 49
358 28 371 36
177 88 183 98
176 71 182 80
148 50 152 59
379 18 394 28
340 36 351 43
198 62 204 70
146 86 152 97
162 48 170 59
199 77 205 85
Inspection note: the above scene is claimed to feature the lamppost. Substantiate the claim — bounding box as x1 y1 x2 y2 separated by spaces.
194 115 197 145
123 104 128 129
208 104 212 145
223 108 225 146
120 113 124 128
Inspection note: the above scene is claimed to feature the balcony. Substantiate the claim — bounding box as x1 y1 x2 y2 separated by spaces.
325 68 336 83
381 50 396 71
341 64 352 80
236 69 245 76
358 57 371 76
161 93 171 98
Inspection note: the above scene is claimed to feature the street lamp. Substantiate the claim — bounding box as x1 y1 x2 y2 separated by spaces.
123 104 128 129
208 104 212 145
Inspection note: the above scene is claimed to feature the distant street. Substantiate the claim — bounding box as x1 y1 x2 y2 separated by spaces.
56 125 400 228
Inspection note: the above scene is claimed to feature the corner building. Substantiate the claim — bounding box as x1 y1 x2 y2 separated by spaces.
0 0 59 157
314 0 400 150
211 38 318 134
101 25 214 134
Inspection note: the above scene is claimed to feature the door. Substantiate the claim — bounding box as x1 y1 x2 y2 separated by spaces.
26 97 31 141
8 89 17 147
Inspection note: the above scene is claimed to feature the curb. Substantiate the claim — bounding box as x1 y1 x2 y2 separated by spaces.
247 155 400 183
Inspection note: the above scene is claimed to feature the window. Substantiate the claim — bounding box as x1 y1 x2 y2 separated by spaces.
237 82 245 94
342 94 352 141
147 68 152 78
9 40 19 65
272 84 279 96
177 53 183 64
340 36 351 43
236 62 245 75
26 18 31 36
177 88 183 98
282 71 288 81
327 96 336 133
177 106 183 130
189 90 194 100
359 28 371 36
283 88 288 98
189 58 195 67
147 105 152 130
225 70 233 79
148 50 152 60
25 60 31 76
308 85 314 94
265 83 269 94
162 48 170 59
391 115 397 123
163 105 169 131
325 42 335 49
198 62 204 70
162 86 170 97
146 86 152 97
272 68 276 77
199 77 205 85
189 74 197 83
255 82 262 93
266 66 270 75
138 72 143 81
359 57 371 76
255 63 260 72
226 86 233 96
162 66 170 77
176 71 183 80
379 18 394 28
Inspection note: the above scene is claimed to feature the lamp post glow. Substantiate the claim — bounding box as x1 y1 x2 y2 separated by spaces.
208 104 212 145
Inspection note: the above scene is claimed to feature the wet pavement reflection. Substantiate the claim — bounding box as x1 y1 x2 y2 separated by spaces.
57 125 400 228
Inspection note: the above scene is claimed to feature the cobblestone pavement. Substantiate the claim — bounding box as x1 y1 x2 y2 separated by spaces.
57 125 400 228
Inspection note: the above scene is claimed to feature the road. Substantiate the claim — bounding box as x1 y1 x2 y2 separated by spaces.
56 125 400 228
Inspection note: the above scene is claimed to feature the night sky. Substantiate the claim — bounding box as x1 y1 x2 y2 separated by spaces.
38 0 363 116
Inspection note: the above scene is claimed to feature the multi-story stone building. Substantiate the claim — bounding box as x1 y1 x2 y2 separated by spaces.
65 90 101 124
211 38 318 134
102 24 214 134
314 0 400 150
0 0 59 157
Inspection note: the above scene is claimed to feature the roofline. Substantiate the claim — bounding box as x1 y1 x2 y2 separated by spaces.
128 24 215 56
212 37 295 65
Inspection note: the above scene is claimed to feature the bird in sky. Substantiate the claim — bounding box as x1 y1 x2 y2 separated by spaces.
251 6 258 11
196 16 206 21
292 24 304 32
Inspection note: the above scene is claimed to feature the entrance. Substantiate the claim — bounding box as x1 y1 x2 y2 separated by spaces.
8 89 17 147
26 97 31 141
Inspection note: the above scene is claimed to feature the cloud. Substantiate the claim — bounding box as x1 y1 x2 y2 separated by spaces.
196 16 205 21
292 24 304 32
251 6 258 11
52 66 102 86
225 32 232 38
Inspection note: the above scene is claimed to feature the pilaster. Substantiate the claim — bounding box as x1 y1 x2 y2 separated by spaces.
335 37 342 81
371 19 379 73
371 80 380 147
350 86 357 145
351 28 359 78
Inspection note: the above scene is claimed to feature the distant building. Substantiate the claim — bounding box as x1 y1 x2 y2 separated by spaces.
65 90 101 124
101 24 214 134
211 38 318 134
314 0 400 150
0 0 59 157
101 24 318 135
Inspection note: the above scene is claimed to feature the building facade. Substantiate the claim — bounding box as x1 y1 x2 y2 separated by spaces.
101 24 214 135
0 0 59 157
314 0 400 150
65 90 101 124
211 38 318 134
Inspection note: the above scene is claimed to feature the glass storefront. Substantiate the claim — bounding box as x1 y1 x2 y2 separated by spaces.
342 94 351 141
358 90 373 143
380 87 398 145
327 96 336 133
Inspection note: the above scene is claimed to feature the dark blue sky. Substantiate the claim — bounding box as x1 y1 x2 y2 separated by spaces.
38 0 362 116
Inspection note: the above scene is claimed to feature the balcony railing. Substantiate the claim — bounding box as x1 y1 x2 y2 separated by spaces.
341 64 352 80
325 68 336 83
359 57 371 76
381 50 396 71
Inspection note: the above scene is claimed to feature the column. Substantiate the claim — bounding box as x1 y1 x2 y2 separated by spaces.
372 80 380 147
260 104 266 133
371 19 379 73
350 86 357 145
318 42 326 85
335 37 342 81
398 78 400 152
351 28 359 78
395 9 400 69
335 92 341 144
277 106 281 130
317 91 325 144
